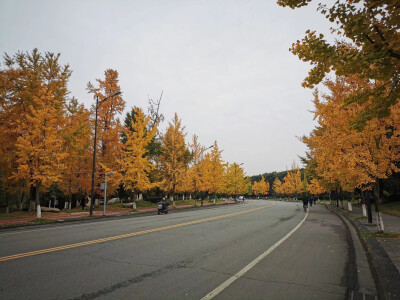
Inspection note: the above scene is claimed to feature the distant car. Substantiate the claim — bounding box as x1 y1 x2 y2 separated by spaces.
239 196 245 202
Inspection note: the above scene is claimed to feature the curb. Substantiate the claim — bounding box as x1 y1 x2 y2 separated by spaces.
326 204 400 300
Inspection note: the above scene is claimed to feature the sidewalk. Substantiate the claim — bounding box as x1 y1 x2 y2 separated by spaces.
327 202 400 300
0 200 236 228
0 210 132 225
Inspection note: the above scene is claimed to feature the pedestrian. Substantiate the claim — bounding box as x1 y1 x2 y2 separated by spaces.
313 196 316 205
81 195 86 210
302 196 308 212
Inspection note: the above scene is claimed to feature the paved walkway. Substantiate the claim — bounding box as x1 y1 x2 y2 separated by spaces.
327 202 400 299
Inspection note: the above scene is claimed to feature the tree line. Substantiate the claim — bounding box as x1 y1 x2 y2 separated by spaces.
277 0 400 231
0 49 251 218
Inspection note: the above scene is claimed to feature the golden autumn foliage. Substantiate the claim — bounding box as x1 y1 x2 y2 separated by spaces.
307 178 326 195
13 89 68 190
278 0 400 125
60 98 91 207
183 135 205 195
272 166 302 197
303 76 400 193
1 50 71 217
282 167 302 196
203 141 225 196
159 113 190 202
224 163 247 196
1 49 252 211
272 177 283 196
87 69 125 195
119 108 158 197
252 176 270 196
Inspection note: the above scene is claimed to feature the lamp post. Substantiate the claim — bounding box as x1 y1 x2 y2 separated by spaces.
103 171 115 216
197 145 214 207
90 91 121 216
234 162 244 202
200 145 214 161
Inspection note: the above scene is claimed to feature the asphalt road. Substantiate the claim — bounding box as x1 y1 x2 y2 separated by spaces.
0 200 351 299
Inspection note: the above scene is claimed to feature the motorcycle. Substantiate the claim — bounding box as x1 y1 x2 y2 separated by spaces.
157 202 168 215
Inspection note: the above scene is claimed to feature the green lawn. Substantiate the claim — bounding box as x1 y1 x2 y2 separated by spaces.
174 199 196 206
380 201 400 217
136 201 158 208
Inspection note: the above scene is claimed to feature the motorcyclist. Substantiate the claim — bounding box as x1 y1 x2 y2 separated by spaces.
161 197 168 210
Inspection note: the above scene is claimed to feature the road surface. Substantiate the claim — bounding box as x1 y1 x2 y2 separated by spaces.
0 200 353 299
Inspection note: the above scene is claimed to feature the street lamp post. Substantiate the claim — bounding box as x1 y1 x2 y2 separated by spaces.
200 145 214 161
103 171 115 216
90 91 121 216
234 162 244 202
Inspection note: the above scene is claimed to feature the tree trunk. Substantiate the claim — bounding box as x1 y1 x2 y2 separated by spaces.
373 179 384 232
17 189 23 211
366 190 373 224
5 193 9 214
347 192 353 212
360 191 367 217
35 182 41 219
331 189 339 207
171 194 175 207
68 180 72 210
29 185 35 212
339 188 344 209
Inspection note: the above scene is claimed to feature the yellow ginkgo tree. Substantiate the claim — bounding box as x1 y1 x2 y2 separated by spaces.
303 76 400 230
13 89 68 219
272 177 283 197
206 141 225 202
119 108 158 210
159 113 190 206
307 178 326 201
252 176 270 197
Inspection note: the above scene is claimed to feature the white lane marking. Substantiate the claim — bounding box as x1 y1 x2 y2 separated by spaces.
201 211 309 300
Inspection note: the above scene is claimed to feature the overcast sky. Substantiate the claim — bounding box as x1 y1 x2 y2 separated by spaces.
0 0 333 176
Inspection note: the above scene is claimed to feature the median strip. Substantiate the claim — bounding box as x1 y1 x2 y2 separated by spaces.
0 203 274 262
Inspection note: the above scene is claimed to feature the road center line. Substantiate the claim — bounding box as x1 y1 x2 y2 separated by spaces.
201 210 308 300
0 203 274 262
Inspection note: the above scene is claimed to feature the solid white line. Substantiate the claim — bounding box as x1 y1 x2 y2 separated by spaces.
200 211 309 300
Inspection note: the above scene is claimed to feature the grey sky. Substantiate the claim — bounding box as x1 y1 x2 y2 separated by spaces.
0 0 333 176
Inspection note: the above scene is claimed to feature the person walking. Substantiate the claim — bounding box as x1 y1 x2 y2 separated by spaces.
302 196 308 212
81 195 86 210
